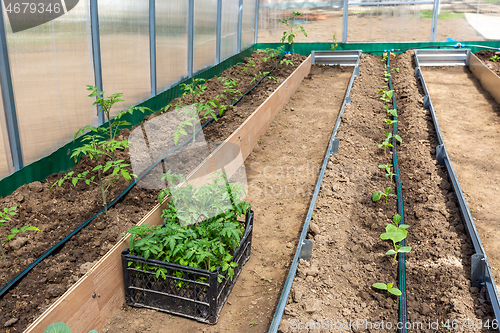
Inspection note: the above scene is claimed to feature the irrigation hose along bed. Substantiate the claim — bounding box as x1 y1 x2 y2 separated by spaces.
387 51 408 333
0 54 285 298
268 50 362 333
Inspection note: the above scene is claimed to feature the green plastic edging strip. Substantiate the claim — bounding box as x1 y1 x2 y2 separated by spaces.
387 51 408 332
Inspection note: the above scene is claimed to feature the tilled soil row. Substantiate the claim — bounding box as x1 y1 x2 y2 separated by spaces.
392 51 494 332
280 54 401 332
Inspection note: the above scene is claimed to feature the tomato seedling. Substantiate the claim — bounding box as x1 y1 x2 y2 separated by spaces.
242 60 256 74
277 11 307 54
372 187 395 204
0 206 39 261
328 32 338 51
372 282 402 296
130 171 251 283
180 78 207 104
490 55 500 62
280 58 294 66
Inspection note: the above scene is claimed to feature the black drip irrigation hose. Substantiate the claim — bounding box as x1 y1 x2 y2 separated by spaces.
387 51 408 333
0 53 286 298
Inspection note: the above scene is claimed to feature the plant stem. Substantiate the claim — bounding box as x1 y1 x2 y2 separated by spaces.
97 170 108 215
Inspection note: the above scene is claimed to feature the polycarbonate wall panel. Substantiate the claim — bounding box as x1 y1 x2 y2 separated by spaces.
99 0 150 116
221 0 239 61
193 0 217 73
5 0 96 166
0 86 13 178
156 0 189 93
241 0 257 49
435 0 498 41
347 4 432 42
258 1 342 43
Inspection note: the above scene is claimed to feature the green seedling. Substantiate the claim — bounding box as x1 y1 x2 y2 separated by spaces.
386 243 412 262
372 282 402 297
219 77 243 102
280 58 294 66
392 67 400 73
249 322 258 327
86 86 149 160
380 89 394 103
180 78 207 104
0 206 39 261
277 11 307 54
131 171 251 283
328 32 338 51
379 131 402 156
372 187 395 204
267 75 278 82
384 118 397 130
383 70 391 82
261 46 284 62
242 60 256 74
378 164 395 182
490 55 500 62
384 106 398 117
44 322 98 333
54 88 148 215
378 140 393 156
250 71 270 83
381 215 410 262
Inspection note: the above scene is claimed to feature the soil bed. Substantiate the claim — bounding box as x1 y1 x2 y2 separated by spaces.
280 54 400 332
419 65 500 289
103 65 353 332
392 51 494 332
0 50 305 333
475 51 500 77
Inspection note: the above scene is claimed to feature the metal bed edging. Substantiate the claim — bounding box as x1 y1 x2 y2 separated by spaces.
414 51 500 330
267 51 362 333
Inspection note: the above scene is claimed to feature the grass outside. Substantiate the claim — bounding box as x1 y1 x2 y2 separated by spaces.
420 10 465 20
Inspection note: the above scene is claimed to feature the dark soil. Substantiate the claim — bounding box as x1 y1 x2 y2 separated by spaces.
392 51 494 332
0 50 305 333
475 50 500 77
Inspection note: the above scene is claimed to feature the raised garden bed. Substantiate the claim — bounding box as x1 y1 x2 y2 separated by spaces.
3 50 310 333
279 51 498 332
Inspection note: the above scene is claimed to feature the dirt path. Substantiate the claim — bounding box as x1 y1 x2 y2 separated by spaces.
103 66 353 332
421 65 500 288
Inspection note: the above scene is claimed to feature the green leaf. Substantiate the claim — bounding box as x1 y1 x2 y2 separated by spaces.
43 322 72 333
388 287 402 296
394 135 402 143
372 283 388 290
386 250 397 255
399 246 412 253
372 191 383 202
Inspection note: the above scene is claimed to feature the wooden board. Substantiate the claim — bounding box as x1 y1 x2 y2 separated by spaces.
469 53 500 104
23 55 312 333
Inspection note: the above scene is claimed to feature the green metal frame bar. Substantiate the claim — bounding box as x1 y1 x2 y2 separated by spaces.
2 41 500 198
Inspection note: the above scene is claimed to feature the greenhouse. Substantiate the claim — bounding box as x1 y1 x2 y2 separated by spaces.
0 0 499 332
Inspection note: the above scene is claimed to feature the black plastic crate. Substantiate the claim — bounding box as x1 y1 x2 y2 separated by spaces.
121 210 253 324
